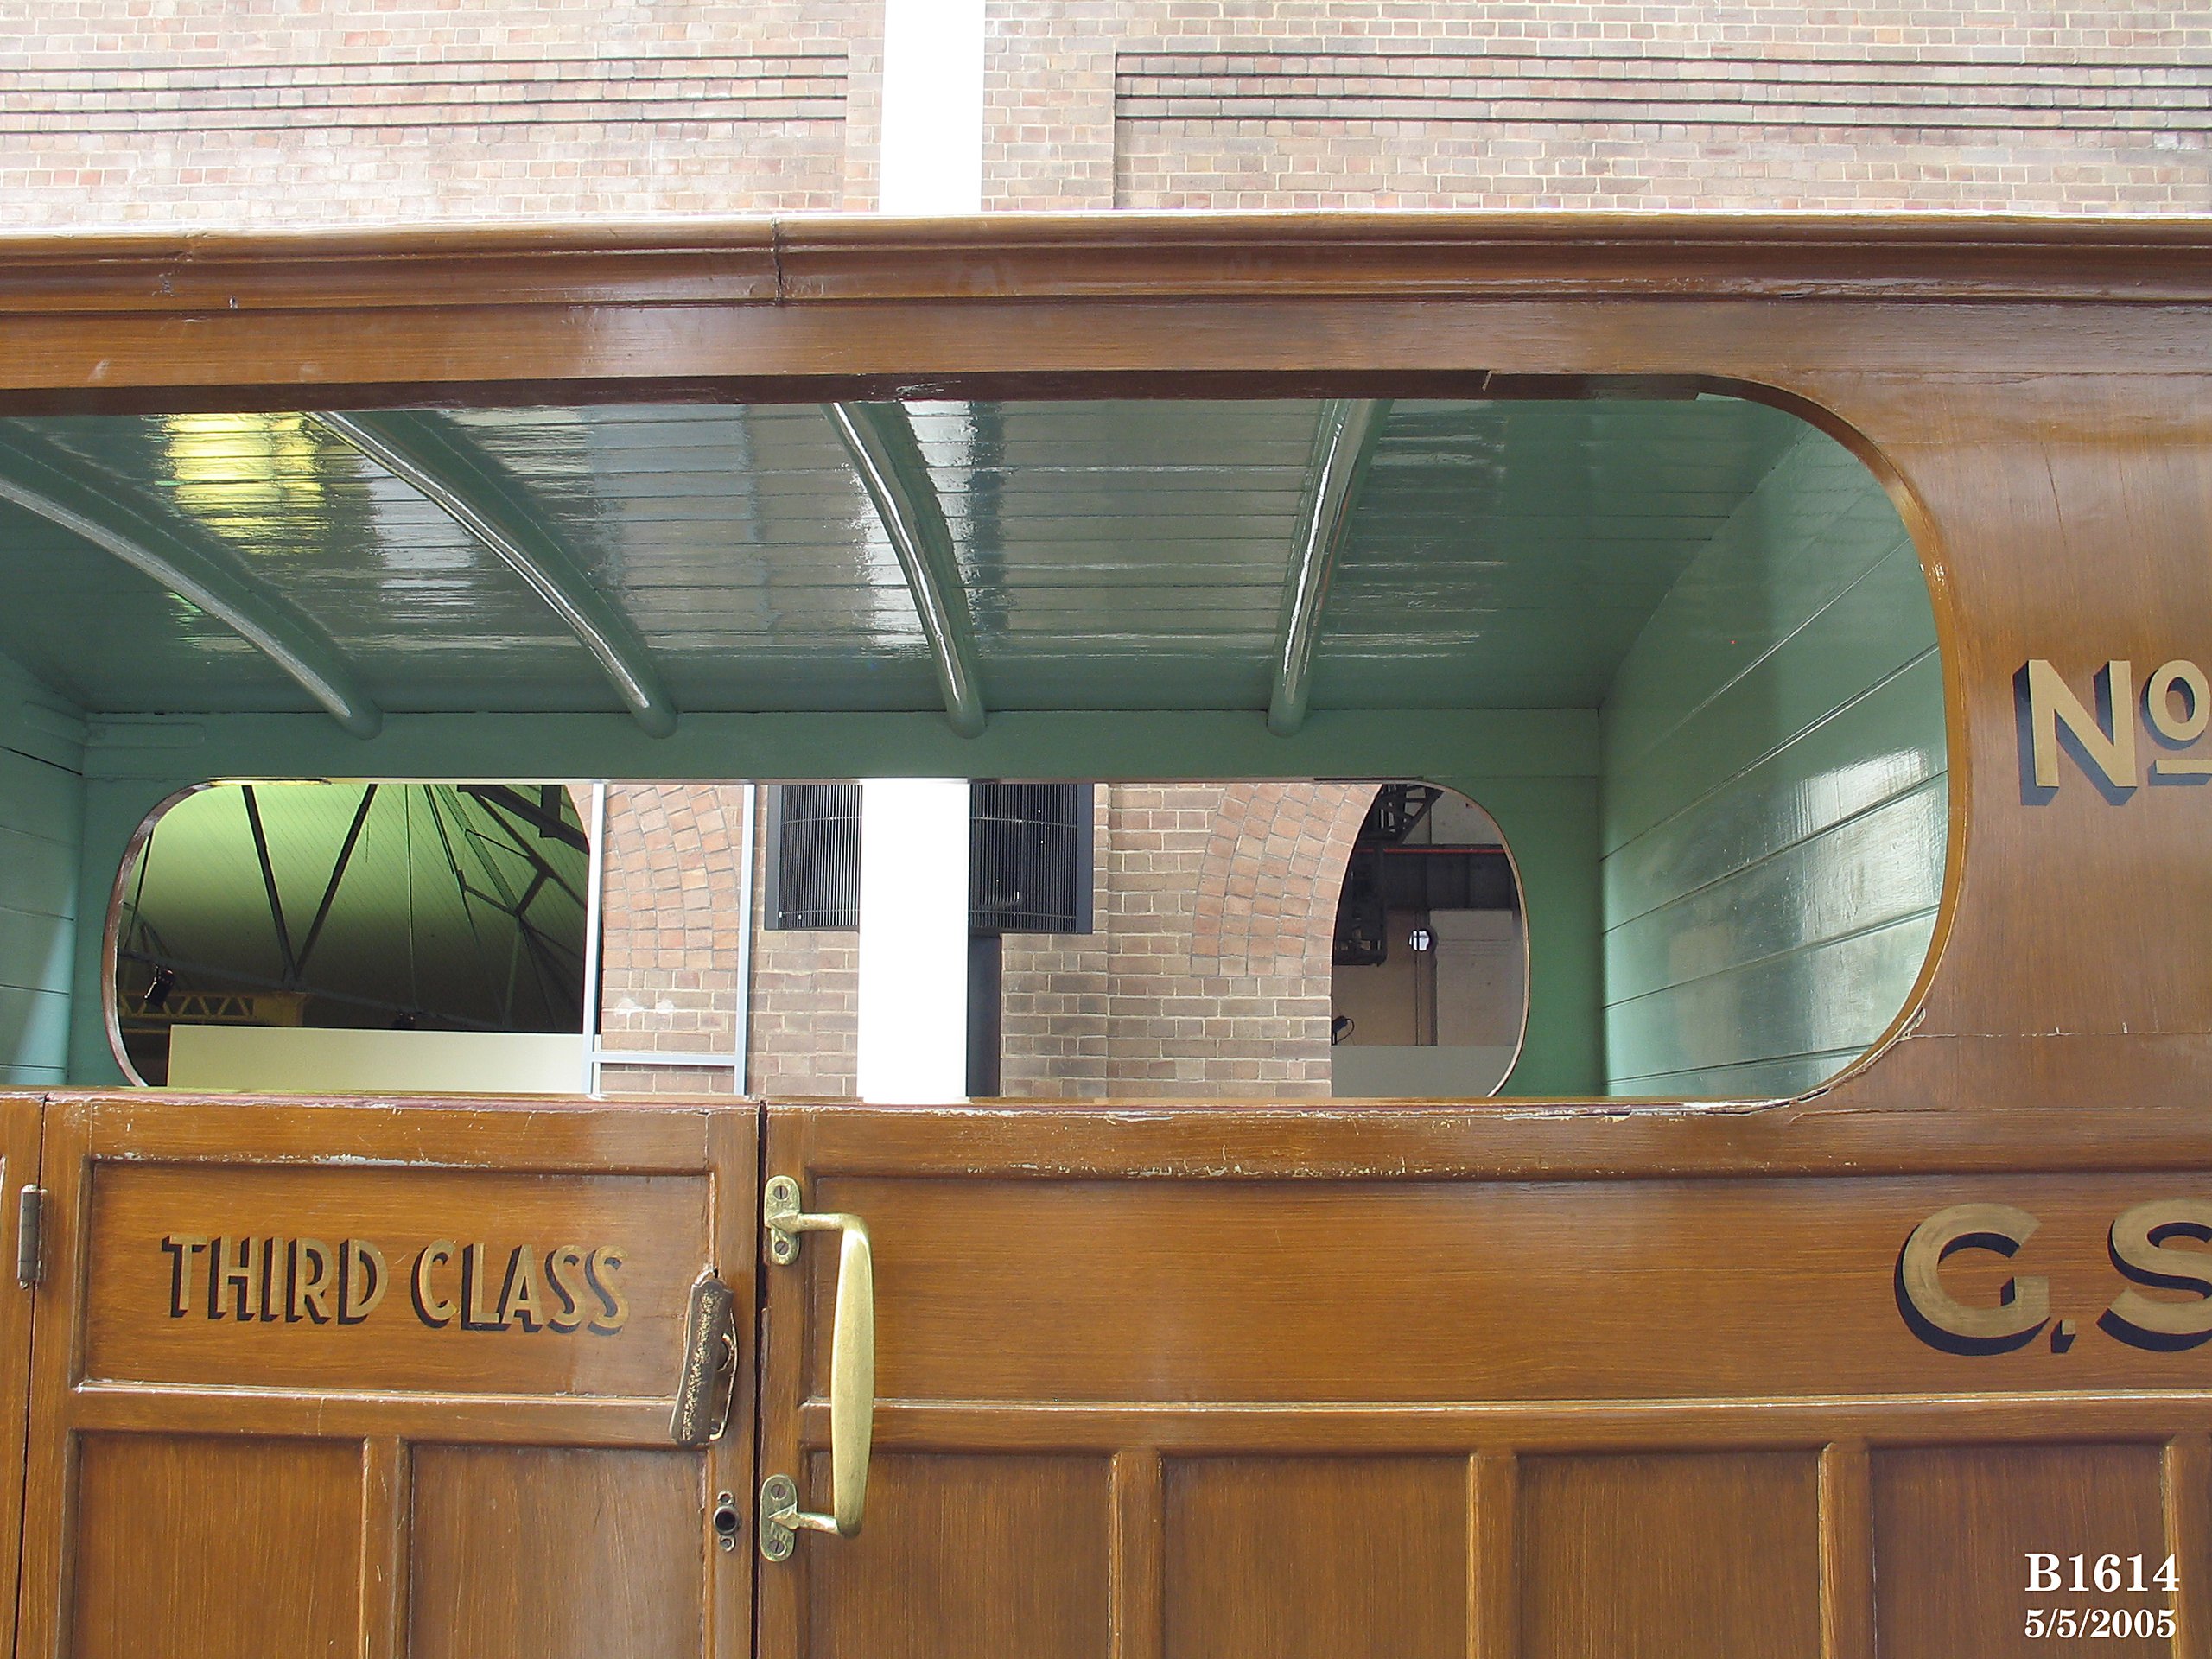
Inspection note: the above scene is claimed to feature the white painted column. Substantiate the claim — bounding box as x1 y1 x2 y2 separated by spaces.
856 3 984 1103
857 779 971 1102
878 0 985 213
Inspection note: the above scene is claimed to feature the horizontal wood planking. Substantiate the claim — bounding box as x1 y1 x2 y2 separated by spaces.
1600 430 1943 1093
813 1398 2212 1455
1599 658 1944 925
1606 912 1939 1090
791 1170 2212 1406
69 1091 719 1169
0 987 69 1088
0 739 80 1082
1604 778 1945 998
775 1099 2212 1180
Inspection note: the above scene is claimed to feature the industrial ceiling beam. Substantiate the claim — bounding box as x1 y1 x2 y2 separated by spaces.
823 401 987 738
1268 397 1390 738
312 410 680 740
0 425 385 738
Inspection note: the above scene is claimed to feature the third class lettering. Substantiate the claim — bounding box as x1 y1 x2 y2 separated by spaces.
159 1235 627 1332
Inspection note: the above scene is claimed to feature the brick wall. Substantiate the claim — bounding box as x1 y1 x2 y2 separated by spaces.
746 790 861 1098
999 781 1374 1099
13 0 2202 226
594 784 747 1096
2 0 871 226
987 2 2212 211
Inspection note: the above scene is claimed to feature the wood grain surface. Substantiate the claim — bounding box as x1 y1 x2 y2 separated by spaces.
763 1102 2212 1659
0 1096 39 1659
5 213 2212 1654
68 1433 363 1658
83 1163 708 1397
409 1446 706 1659
12 1096 757 1659
1872 1445 2170 1658
792 1170 2212 1403
1 216 2209 1115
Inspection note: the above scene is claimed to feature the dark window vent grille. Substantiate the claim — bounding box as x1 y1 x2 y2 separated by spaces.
970 782 1092 935
769 783 862 930
766 782 1094 935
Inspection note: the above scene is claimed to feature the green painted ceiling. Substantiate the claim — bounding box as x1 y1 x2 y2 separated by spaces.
0 396 1809 721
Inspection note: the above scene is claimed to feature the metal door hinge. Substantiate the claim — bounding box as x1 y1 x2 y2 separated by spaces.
16 1186 43 1288
759 1474 799 1562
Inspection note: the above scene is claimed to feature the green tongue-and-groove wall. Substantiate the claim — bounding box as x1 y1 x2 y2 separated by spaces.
0 653 84 1087
1599 429 1943 1096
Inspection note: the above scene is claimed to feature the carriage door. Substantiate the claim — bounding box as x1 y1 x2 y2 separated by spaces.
16 1095 755 1659
0 1092 42 1659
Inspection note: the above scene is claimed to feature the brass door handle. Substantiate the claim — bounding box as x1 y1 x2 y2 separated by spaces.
760 1174 874 1560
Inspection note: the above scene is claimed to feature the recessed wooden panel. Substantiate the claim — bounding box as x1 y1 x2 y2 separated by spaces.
1872 1445 2170 1658
1162 1457 1467 1659
409 1446 704 1659
807 1453 1109 1659
68 1433 362 1658
84 1164 710 1397
1520 1452 1818 1659
823 1172 2212 1404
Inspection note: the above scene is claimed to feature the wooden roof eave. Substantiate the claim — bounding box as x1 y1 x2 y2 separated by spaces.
0 211 2209 321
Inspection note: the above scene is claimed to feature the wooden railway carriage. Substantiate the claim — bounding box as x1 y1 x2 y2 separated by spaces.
0 214 2205 1656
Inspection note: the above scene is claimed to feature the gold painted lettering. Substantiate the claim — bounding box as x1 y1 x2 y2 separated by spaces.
1898 1203 2048 1349
461 1243 506 1331
2145 661 2211 745
585 1246 628 1334
209 1235 260 1321
258 1236 281 1322
339 1238 386 1325
2105 1199 2212 1344
545 1244 588 1332
289 1238 334 1324
161 1235 207 1319
412 1241 457 1328
497 1245 548 1332
2026 658 2136 791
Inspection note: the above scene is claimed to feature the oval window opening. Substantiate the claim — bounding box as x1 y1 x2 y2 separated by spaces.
1330 784 1528 1098
113 782 587 1089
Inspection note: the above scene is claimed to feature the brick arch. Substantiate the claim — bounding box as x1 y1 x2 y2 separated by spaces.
1191 782 1378 977
594 783 751 1095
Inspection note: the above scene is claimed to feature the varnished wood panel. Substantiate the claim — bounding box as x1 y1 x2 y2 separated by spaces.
1520 1452 1819 1659
409 1446 704 1659
804 1453 1110 1659
68 1433 362 1658
17 1097 758 1659
82 1164 709 1398
806 1172 2212 1404
0 1092 41 1659
1161 1457 1467 1659
1872 1445 2170 1659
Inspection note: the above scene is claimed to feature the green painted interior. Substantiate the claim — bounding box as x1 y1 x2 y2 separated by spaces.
1599 429 1944 1096
0 394 1943 1101
0 649 85 1087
